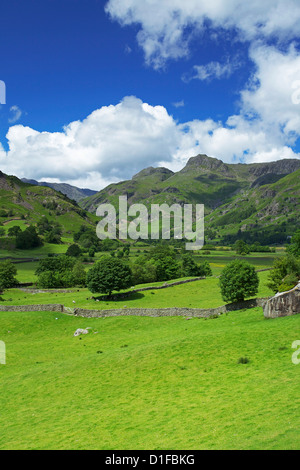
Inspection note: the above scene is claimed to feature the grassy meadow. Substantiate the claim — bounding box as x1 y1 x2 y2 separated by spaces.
1 244 299 450
0 308 299 450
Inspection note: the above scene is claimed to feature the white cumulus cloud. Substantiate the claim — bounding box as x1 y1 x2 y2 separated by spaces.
105 0 300 68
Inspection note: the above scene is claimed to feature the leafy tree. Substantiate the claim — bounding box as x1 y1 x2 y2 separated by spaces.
70 261 86 287
154 256 180 282
66 244 81 257
287 230 300 257
37 271 61 289
73 225 101 250
35 255 76 276
16 226 42 249
144 244 180 282
87 256 132 296
36 256 86 288
234 240 250 255
123 245 130 256
0 260 18 289
7 226 22 237
182 254 212 277
219 260 259 303
267 255 300 293
44 229 62 244
88 247 96 258
131 256 157 285
0 227 5 237
100 238 120 252
197 261 212 277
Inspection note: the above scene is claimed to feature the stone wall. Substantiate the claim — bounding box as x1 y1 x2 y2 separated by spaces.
0 298 267 317
0 304 64 312
73 298 267 318
263 283 300 319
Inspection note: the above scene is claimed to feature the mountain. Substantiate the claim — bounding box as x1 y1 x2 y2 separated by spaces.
21 178 97 202
80 154 300 244
0 171 96 235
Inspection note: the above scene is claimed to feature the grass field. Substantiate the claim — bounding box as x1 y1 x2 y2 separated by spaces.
1 244 298 450
0 308 299 450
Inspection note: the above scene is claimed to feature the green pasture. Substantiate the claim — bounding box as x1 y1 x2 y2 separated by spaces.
0 308 299 449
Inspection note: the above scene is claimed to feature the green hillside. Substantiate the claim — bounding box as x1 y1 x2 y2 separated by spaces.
0 171 97 238
80 155 300 244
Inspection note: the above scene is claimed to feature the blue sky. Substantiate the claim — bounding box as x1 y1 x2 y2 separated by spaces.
0 0 300 190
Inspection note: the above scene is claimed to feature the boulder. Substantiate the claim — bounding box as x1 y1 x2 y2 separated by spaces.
263 282 300 319
73 328 89 337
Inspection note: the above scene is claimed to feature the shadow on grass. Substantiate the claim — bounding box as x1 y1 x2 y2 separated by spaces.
91 292 145 302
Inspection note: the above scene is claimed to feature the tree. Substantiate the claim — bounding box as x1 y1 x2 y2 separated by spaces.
35 255 86 288
0 260 18 290
182 254 212 277
267 255 300 293
219 260 259 303
7 226 22 237
234 240 250 255
16 226 42 249
87 256 132 296
287 230 300 257
66 244 81 257
146 244 181 282
131 256 157 285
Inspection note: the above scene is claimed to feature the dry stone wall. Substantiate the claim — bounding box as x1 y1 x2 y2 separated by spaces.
0 298 267 317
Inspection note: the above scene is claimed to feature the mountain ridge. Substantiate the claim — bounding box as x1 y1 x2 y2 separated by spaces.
21 178 97 202
79 154 300 243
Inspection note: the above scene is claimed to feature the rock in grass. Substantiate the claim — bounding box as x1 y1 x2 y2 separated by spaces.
74 328 89 337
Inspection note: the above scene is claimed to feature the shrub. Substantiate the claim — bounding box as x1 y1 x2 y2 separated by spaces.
219 260 259 303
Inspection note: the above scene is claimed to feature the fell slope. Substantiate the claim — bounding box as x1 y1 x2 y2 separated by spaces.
0 171 96 235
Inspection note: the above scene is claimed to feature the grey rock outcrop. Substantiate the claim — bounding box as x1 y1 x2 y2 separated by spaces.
73 328 89 337
263 282 300 319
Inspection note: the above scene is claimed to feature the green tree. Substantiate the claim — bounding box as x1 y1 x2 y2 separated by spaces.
35 255 76 276
16 226 42 249
267 255 300 293
87 256 132 296
146 244 180 282
0 260 18 289
234 240 250 255
287 230 300 257
182 254 212 277
219 260 259 303
131 256 157 285
7 226 22 237
66 244 81 257
35 255 86 288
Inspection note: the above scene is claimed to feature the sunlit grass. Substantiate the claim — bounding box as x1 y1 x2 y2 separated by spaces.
0 309 299 449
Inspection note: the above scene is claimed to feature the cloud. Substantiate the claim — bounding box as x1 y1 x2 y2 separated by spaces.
172 100 185 108
8 105 22 124
183 60 237 82
0 96 180 190
240 44 300 143
105 0 300 68
0 91 299 190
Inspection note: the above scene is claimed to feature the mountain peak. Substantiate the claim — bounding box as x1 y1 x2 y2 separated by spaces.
182 154 231 174
132 166 174 181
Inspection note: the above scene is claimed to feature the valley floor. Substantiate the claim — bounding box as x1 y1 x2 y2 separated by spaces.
0 307 299 450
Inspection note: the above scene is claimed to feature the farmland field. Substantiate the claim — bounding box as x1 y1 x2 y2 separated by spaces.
0 307 299 450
